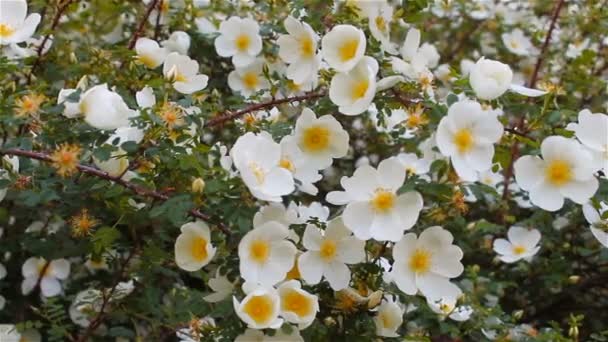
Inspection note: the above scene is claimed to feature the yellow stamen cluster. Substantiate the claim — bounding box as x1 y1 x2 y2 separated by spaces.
50 143 81 177
15 94 46 118
159 102 185 129
70 209 100 238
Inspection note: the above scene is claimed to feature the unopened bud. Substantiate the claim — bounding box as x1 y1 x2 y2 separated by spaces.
513 310 524 320
191 178 205 194
568 275 580 284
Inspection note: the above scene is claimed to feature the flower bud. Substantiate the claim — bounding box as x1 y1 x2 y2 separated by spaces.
191 177 205 194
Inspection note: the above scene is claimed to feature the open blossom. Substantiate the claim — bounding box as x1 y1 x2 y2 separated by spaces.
321 24 366 72
367 2 397 54
501 29 536 56
135 38 167 68
427 293 473 322
298 217 365 290
233 284 283 329
163 52 209 94
214 16 262 67
0 0 41 45
566 109 608 173
69 289 102 328
374 296 404 337
174 221 216 271
79 84 136 130
293 107 349 169
436 100 504 182
279 136 323 195
227 58 270 97
329 56 378 115
0 156 19 202
327 158 423 242
277 280 319 329
230 131 294 202
203 269 235 303
391 226 464 300
277 16 321 84
514 136 599 211
22 257 70 297
583 202 608 248
238 221 297 287
162 30 190 55
493 226 541 263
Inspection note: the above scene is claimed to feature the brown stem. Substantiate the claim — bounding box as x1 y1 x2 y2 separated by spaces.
0 148 230 235
127 0 161 50
204 91 326 127
528 0 566 88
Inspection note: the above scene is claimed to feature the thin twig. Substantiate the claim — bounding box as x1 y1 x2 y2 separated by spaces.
0 148 230 235
127 0 161 50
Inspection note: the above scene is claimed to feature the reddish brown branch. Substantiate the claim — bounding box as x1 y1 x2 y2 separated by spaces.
127 0 161 50
204 92 326 127
0 148 230 235
528 0 566 88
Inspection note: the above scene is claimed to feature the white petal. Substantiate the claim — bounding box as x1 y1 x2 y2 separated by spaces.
298 252 324 285
509 84 547 97
41 277 62 297
325 261 350 290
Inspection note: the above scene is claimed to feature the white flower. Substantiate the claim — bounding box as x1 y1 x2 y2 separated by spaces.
293 107 349 169
501 29 535 56
214 17 262 67
566 109 608 173
79 84 136 130
0 0 41 45
136 86 156 109
436 100 504 182
21 257 70 297
238 221 297 287
279 135 323 195
391 226 464 300
296 201 330 223
234 329 265 342
233 284 283 329
514 136 599 211
203 268 235 303
367 2 397 54
327 158 424 242
253 202 299 228
321 24 366 72
135 38 167 68
329 56 378 115
0 155 19 202
427 293 473 322
374 296 404 337
162 30 190 55
469 58 513 100
230 132 295 202
69 289 102 327
1 328 41 342
174 221 216 271
493 226 541 263
277 16 321 84
277 280 319 329
395 152 431 177
566 38 589 59
163 52 209 94
0 262 6 279
582 202 608 248
227 58 270 97
298 217 365 290
234 328 304 342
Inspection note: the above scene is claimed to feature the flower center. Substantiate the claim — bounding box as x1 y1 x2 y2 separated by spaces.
440 302 454 314
408 248 431 274
406 113 426 128
351 79 369 100
173 72 187 83
339 39 359 62
371 189 396 213
301 125 330 152
242 72 259 90
235 34 251 52
453 128 474 153
190 236 208 262
279 158 295 172
243 295 274 324
380 311 396 329
248 162 265 184
138 54 158 68
513 245 526 255
300 37 314 58
545 159 572 186
0 23 15 38
282 289 312 317
510 40 520 50
319 239 337 261
249 240 270 263
375 16 387 33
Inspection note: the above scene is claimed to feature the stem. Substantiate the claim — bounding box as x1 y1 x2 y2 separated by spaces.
127 0 161 50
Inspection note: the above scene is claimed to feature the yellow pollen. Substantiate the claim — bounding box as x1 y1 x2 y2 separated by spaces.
409 249 431 274
319 239 337 261
380 312 396 328
545 159 572 186
0 23 15 38
70 209 99 238
339 39 359 62
250 240 270 263
174 72 187 83
279 158 295 172
371 189 395 213
510 41 520 50
453 128 474 153
375 16 387 32
282 289 312 317
235 34 251 52
248 162 265 184
138 54 158 68
513 245 526 255
406 113 427 128
50 144 81 177
191 236 209 261
351 79 369 100
440 303 453 314
243 295 274 324
301 125 330 152
300 37 314 58
242 72 259 90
